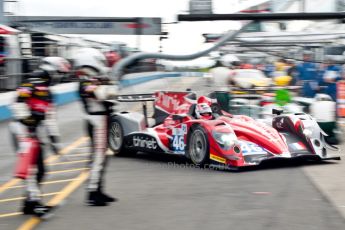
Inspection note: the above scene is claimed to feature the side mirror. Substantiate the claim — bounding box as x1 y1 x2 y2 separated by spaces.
272 108 283 115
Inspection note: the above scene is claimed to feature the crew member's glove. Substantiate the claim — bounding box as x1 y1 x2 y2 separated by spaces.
94 85 118 100
51 143 62 155
49 136 61 155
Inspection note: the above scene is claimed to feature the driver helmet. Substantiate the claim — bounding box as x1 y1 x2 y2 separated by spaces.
38 57 71 85
73 48 110 75
39 57 71 73
195 103 213 120
73 48 110 83
76 67 111 85
314 93 333 102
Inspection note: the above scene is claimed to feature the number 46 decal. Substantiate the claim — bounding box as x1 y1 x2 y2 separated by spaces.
173 136 185 151
172 124 187 153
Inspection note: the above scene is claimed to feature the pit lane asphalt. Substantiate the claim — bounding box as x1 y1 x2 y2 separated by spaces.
0 76 344 230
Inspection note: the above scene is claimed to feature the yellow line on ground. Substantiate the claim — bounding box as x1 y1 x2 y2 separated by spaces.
0 212 23 218
0 192 60 203
46 168 89 175
45 136 89 164
0 179 21 194
59 137 89 155
73 147 91 150
0 137 88 195
17 171 89 230
64 152 91 157
47 159 91 166
9 178 79 189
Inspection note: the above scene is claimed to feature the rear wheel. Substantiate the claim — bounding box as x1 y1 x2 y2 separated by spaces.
188 126 210 166
108 119 135 156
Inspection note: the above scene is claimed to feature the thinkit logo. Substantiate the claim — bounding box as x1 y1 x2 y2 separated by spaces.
133 135 157 149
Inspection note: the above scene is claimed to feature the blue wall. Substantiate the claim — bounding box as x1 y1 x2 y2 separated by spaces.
0 72 183 122
53 91 80 106
0 105 12 121
119 73 181 87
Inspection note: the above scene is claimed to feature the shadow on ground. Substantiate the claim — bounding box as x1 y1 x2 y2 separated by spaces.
112 151 340 174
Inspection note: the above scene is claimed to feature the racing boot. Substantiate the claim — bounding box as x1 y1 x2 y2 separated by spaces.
86 191 109 206
22 200 54 219
97 189 117 203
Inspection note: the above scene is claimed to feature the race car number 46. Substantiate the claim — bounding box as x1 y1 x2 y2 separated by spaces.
172 124 187 154
240 142 267 155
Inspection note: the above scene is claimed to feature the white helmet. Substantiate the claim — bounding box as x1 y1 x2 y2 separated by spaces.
195 103 213 119
314 94 333 102
72 48 109 75
39 57 71 73
220 54 240 67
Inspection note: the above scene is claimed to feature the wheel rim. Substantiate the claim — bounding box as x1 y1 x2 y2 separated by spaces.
189 130 207 164
109 122 122 151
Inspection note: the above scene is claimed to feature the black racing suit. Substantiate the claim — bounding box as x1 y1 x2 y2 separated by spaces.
10 75 60 202
79 79 113 192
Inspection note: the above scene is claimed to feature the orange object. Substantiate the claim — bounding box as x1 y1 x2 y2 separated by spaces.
240 63 254 69
14 138 39 179
337 81 345 117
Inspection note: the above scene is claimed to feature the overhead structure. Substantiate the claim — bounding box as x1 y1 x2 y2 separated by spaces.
177 12 345 21
9 16 162 35
111 12 345 80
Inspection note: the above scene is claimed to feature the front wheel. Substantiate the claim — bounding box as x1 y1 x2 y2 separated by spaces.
187 126 210 166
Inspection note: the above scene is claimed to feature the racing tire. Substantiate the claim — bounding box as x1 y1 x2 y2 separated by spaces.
187 125 210 166
108 119 135 157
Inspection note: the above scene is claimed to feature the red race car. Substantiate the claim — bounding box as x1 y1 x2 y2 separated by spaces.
108 91 340 169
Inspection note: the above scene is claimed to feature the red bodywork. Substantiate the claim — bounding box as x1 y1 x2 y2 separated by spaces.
149 91 292 167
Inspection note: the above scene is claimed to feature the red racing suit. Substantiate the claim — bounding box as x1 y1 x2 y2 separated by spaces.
10 77 60 202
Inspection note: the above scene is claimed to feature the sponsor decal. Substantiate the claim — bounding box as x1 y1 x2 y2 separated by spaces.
85 85 97 93
34 91 48 97
133 135 157 150
21 83 33 87
172 124 187 154
17 88 32 97
289 142 306 151
210 153 226 164
240 142 267 155
35 86 48 91
157 92 180 111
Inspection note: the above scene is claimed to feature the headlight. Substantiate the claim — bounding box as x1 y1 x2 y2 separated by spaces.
212 131 237 150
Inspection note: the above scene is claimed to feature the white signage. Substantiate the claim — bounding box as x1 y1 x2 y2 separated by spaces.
190 0 213 14
305 0 336 12
11 17 162 35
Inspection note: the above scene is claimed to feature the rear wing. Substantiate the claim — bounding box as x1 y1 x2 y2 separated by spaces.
113 91 197 127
